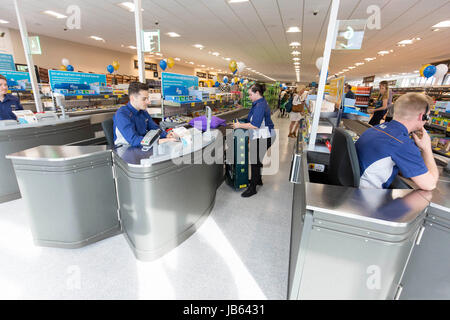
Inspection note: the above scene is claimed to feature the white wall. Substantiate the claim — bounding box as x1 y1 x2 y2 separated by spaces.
8 28 196 79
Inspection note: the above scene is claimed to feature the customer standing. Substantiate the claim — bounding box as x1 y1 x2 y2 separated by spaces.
383 88 395 122
288 85 306 138
344 84 355 99
233 83 275 198
368 81 390 126
0 74 24 120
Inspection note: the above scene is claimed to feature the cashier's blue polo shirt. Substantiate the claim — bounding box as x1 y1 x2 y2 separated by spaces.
0 94 24 120
355 120 428 189
113 102 167 147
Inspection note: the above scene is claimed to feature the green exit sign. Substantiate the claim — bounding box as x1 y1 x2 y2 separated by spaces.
28 36 42 55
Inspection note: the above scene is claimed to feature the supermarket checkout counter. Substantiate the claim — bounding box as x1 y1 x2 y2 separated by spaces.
0 116 94 203
7 128 224 261
288 119 450 299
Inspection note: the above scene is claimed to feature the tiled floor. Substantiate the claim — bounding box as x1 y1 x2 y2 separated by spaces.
0 112 296 299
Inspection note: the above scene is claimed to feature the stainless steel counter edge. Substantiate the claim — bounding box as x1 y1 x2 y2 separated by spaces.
6 146 110 162
0 116 91 131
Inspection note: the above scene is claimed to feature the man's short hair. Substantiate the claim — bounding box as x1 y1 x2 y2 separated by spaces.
393 92 432 120
0 74 7 82
346 84 352 90
128 82 149 96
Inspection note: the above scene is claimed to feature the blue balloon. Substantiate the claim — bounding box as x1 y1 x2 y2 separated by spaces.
423 65 436 78
215 81 220 87
66 65 74 72
240 78 244 84
279 84 282 88
231 81 235 86
223 77 228 84
107 65 114 74
159 60 167 71
233 69 237 75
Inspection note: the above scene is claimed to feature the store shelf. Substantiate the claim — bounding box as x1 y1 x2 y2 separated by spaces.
425 123 448 132
355 104 368 107
355 94 371 96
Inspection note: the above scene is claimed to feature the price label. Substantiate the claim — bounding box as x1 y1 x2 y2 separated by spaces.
434 110 439 115
204 101 207 105
104 95 110 99
77 95 83 100
118 95 122 98
7 90 11 93
191 102 195 107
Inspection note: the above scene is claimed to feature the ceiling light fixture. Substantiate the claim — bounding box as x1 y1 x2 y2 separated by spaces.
212 52 220 56
117 2 143 12
348 66 355 69
432 20 450 28
228 0 249 3
127 45 136 49
286 26 301 33
167 32 180 38
0 19 9 24
193 44 204 49
293 58 300 61
289 42 301 47
90 36 105 42
365 57 376 61
355 62 364 66
433 28 440 32
377 50 390 55
291 51 301 55
225 58 231 61
42 10 67 19
343 69 349 72
174 58 181 61
189 61 194 65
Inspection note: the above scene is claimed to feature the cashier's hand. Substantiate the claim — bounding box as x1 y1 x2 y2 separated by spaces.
412 127 432 153
158 138 179 144
232 122 241 129
367 109 374 114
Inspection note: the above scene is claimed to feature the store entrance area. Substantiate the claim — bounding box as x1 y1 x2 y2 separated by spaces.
0 113 293 300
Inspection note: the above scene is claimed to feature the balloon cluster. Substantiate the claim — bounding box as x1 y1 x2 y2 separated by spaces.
159 57 175 71
61 58 74 72
228 60 246 75
107 61 120 74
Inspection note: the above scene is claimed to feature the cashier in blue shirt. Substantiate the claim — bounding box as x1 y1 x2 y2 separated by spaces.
0 74 24 120
355 92 439 191
233 83 275 197
113 82 177 147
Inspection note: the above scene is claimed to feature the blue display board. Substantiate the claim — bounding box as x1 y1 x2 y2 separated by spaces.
0 70 31 91
161 72 199 102
0 54 15 71
48 70 110 95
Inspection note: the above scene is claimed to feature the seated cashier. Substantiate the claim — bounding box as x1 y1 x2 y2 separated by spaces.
0 74 24 120
355 92 439 190
113 82 177 147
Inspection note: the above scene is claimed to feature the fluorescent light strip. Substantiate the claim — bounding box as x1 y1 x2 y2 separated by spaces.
90 36 105 41
286 26 301 33
228 0 249 3
167 32 180 37
43 10 67 19
0 19 9 24
117 2 144 12
432 20 450 28
289 42 301 47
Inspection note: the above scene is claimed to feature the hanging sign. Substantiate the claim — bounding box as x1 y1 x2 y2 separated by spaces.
142 30 160 53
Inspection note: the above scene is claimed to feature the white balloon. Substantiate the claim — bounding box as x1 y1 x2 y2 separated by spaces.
223 76 228 82
237 61 246 73
62 58 70 67
315 57 323 71
435 64 449 77
243 79 248 85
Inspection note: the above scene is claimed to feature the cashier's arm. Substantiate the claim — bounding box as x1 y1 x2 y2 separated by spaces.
410 128 439 191
232 122 257 130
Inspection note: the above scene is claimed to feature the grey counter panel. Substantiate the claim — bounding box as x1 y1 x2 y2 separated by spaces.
0 117 94 203
113 143 223 261
7 146 120 248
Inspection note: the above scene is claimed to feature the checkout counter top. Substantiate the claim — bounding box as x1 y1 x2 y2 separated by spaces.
0 116 91 131
114 128 220 169
305 182 430 228
6 145 109 162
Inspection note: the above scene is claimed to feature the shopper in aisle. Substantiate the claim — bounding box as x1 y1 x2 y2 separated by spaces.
356 92 439 191
279 90 289 118
113 82 177 147
368 81 391 126
383 87 395 122
288 85 306 138
0 74 24 121
344 84 355 99
233 83 275 198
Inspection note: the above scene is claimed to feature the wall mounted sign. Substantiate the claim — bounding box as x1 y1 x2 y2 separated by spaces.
363 75 375 83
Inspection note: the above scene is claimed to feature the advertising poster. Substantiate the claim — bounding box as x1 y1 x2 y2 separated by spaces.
0 53 15 71
0 70 31 91
328 76 345 108
48 70 109 95
161 72 199 101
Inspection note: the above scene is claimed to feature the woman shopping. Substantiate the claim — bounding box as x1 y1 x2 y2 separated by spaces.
368 80 392 126
233 83 275 198
288 85 307 138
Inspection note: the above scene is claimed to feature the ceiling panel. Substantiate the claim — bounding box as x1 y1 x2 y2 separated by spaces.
0 0 449 83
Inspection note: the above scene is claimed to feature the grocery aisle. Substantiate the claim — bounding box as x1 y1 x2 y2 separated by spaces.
0 112 295 300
